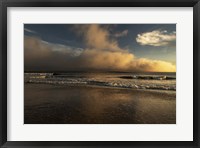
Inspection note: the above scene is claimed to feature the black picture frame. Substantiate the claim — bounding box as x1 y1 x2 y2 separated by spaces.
0 0 199 147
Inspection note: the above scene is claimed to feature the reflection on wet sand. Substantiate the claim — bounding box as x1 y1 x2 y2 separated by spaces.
24 84 176 124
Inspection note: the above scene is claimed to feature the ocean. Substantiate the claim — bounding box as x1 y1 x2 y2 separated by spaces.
24 72 176 91
24 72 176 124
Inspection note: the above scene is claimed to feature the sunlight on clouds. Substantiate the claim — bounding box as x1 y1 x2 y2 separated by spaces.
24 25 176 72
131 58 176 72
136 30 176 46
80 49 135 70
74 24 121 51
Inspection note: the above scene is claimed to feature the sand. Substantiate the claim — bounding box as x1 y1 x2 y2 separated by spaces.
24 84 176 124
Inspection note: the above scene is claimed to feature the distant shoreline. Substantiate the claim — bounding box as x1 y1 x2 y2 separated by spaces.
24 71 176 74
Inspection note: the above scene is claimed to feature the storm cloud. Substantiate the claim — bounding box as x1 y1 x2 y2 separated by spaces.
24 25 176 72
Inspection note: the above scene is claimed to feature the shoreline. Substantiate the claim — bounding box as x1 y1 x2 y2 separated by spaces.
24 83 176 124
24 82 176 92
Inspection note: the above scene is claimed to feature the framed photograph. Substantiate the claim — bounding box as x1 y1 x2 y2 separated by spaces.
0 0 199 147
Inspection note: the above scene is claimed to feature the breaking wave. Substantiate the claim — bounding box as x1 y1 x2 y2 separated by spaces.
24 72 176 91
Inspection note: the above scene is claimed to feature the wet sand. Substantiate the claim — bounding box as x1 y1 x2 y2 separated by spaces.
24 84 176 124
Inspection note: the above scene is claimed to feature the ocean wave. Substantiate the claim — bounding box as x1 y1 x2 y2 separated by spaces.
119 75 175 80
24 73 176 91
25 78 176 91
25 73 176 80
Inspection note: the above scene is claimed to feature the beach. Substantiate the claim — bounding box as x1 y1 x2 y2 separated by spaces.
24 24 176 124
24 83 176 124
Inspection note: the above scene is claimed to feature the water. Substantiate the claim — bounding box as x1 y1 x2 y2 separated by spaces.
24 72 176 91
24 72 176 124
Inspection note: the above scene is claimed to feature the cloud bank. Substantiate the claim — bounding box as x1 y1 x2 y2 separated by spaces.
24 25 176 72
136 30 176 46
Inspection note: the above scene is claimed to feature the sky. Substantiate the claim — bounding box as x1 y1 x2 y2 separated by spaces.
24 24 176 72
